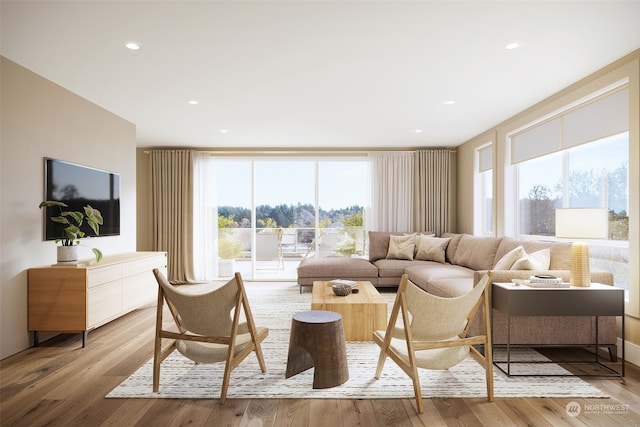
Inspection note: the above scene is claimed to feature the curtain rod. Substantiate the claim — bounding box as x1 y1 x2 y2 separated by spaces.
142 148 456 154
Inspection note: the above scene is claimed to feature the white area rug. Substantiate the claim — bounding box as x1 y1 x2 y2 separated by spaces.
107 282 608 400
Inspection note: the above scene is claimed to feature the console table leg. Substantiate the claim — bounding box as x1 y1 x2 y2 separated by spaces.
33 331 39 347
506 314 511 376
621 315 625 377
595 316 600 364
82 330 88 348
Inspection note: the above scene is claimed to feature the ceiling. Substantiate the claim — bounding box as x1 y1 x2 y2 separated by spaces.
2 1 639 149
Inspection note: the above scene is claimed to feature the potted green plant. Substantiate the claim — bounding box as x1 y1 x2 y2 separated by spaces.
39 200 104 263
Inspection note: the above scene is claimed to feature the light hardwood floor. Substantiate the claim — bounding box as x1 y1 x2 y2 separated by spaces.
1 303 639 426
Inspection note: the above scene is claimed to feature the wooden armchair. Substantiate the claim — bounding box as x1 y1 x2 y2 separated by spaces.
152 269 268 404
373 272 494 414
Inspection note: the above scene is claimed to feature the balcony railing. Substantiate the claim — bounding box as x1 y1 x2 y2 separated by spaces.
220 226 366 259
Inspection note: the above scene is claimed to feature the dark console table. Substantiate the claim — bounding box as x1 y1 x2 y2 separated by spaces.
492 282 625 377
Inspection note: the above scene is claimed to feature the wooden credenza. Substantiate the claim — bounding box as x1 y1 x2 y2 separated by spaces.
28 251 167 347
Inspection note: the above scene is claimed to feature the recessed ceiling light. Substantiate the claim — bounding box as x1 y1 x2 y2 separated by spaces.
219 129 229 133
444 100 456 105
188 100 199 105
505 42 520 50
415 129 423 133
125 42 140 50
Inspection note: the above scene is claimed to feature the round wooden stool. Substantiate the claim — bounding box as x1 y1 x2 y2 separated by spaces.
285 310 349 389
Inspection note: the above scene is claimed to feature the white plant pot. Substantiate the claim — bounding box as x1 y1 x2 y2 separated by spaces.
218 258 235 277
57 245 79 264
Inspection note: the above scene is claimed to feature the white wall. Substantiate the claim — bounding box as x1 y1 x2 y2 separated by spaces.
0 57 137 359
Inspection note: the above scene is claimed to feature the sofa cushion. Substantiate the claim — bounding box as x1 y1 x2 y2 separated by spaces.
511 248 551 270
452 234 502 270
424 278 474 298
406 263 474 297
296 257 379 278
493 245 526 270
441 232 463 264
415 236 451 263
386 233 416 260
405 263 474 282
374 259 432 278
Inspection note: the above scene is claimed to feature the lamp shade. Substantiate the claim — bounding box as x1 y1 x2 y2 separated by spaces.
555 208 608 288
555 208 608 239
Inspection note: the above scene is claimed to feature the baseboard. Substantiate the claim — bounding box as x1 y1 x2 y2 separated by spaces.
620 337 640 368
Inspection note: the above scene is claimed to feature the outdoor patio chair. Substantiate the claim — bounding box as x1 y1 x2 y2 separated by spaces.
373 272 494 414
256 231 284 270
152 269 268 404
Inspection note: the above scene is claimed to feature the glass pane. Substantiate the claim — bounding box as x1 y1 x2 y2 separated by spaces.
318 161 369 257
566 132 629 290
255 160 315 275
214 160 251 277
566 132 629 240
482 170 493 234
517 152 562 236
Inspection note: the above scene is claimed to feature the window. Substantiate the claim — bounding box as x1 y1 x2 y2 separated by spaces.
475 143 493 235
517 152 562 236
511 86 629 290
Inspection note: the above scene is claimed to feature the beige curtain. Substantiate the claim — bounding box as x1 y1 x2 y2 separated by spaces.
150 150 195 283
414 149 456 236
369 152 415 232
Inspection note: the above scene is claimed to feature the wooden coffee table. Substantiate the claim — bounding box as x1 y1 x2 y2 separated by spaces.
311 281 388 341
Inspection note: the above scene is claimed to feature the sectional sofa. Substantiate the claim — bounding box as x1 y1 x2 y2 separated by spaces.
297 231 617 356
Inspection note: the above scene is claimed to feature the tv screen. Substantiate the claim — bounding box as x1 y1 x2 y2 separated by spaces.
44 158 120 240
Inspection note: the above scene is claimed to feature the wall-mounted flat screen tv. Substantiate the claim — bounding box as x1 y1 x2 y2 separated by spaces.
43 157 120 240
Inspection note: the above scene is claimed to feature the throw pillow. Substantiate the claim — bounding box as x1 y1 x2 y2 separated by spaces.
493 246 526 270
510 248 551 270
414 236 451 263
386 233 416 260
413 233 436 251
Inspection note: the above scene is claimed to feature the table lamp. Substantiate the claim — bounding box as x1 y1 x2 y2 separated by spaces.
555 208 608 287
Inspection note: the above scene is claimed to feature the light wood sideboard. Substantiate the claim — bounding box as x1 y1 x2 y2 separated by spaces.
28 251 167 347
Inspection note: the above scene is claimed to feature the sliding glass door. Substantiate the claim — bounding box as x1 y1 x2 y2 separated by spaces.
208 156 369 280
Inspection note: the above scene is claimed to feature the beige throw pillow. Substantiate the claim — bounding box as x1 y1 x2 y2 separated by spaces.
414 233 436 251
386 233 416 260
493 246 526 270
415 236 451 263
510 248 551 270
